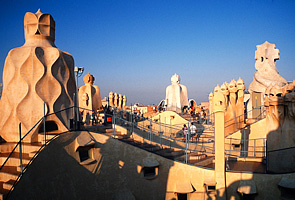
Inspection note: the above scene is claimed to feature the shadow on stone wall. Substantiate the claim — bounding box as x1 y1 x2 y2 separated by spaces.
8 131 174 199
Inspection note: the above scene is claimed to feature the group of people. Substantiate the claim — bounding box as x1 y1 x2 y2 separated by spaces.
80 110 102 126
182 123 200 142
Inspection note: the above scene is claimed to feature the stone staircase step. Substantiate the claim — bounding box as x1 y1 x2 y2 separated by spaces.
0 166 19 182
140 144 159 151
124 140 143 146
16 164 27 173
0 152 32 166
150 146 162 152
0 143 17 154
85 125 109 133
112 134 127 139
0 181 9 200
155 149 185 159
23 142 43 152
38 134 57 144
176 152 207 162
2 179 15 191
154 148 173 154
122 138 134 142
139 143 157 149
28 151 39 157
169 150 185 157
105 131 122 136
190 154 207 160
140 145 162 152
105 128 116 133
0 142 42 154
191 156 214 166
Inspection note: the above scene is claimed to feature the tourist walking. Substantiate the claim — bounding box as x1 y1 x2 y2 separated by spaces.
190 123 197 142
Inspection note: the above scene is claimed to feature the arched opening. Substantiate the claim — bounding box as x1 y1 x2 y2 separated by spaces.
38 121 59 133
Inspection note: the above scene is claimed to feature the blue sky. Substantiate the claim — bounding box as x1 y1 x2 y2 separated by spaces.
0 0 294 105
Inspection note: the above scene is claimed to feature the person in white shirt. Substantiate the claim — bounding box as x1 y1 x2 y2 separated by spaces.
190 123 197 142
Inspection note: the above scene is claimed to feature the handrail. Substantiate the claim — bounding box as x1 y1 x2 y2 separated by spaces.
0 117 43 171
114 108 214 139
224 105 266 137
0 106 75 171
5 130 71 200
115 107 212 137
112 108 215 155
224 105 265 125
111 107 269 160
1 106 79 199
1 105 108 199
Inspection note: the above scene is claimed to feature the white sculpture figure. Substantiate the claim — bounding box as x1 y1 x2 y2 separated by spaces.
165 74 189 113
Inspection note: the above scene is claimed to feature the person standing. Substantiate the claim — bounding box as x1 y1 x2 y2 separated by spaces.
190 123 197 142
182 124 188 141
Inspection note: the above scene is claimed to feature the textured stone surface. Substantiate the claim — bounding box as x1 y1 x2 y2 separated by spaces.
78 73 102 124
266 81 295 172
108 91 126 109
165 73 189 113
0 9 76 142
249 41 287 93
211 78 245 135
248 41 288 118
8 130 295 200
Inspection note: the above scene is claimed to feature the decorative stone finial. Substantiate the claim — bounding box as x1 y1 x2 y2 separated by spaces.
171 73 180 84
249 41 287 93
220 83 229 96
24 9 55 42
35 9 42 17
83 73 95 85
255 41 280 72
237 77 245 91
213 92 226 113
214 84 220 93
209 92 214 101
270 84 283 97
228 79 237 93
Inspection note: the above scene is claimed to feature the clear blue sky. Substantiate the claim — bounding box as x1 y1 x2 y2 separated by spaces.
0 0 294 105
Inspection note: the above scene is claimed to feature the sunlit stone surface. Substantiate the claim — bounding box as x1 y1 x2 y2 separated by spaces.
0 9 76 142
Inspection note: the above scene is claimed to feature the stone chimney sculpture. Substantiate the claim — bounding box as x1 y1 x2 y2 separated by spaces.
210 78 245 135
109 91 114 107
118 94 123 109
108 91 126 109
114 93 118 107
0 9 76 142
123 95 127 110
266 81 295 172
165 73 189 113
78 73 103 124
248 41 287 118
